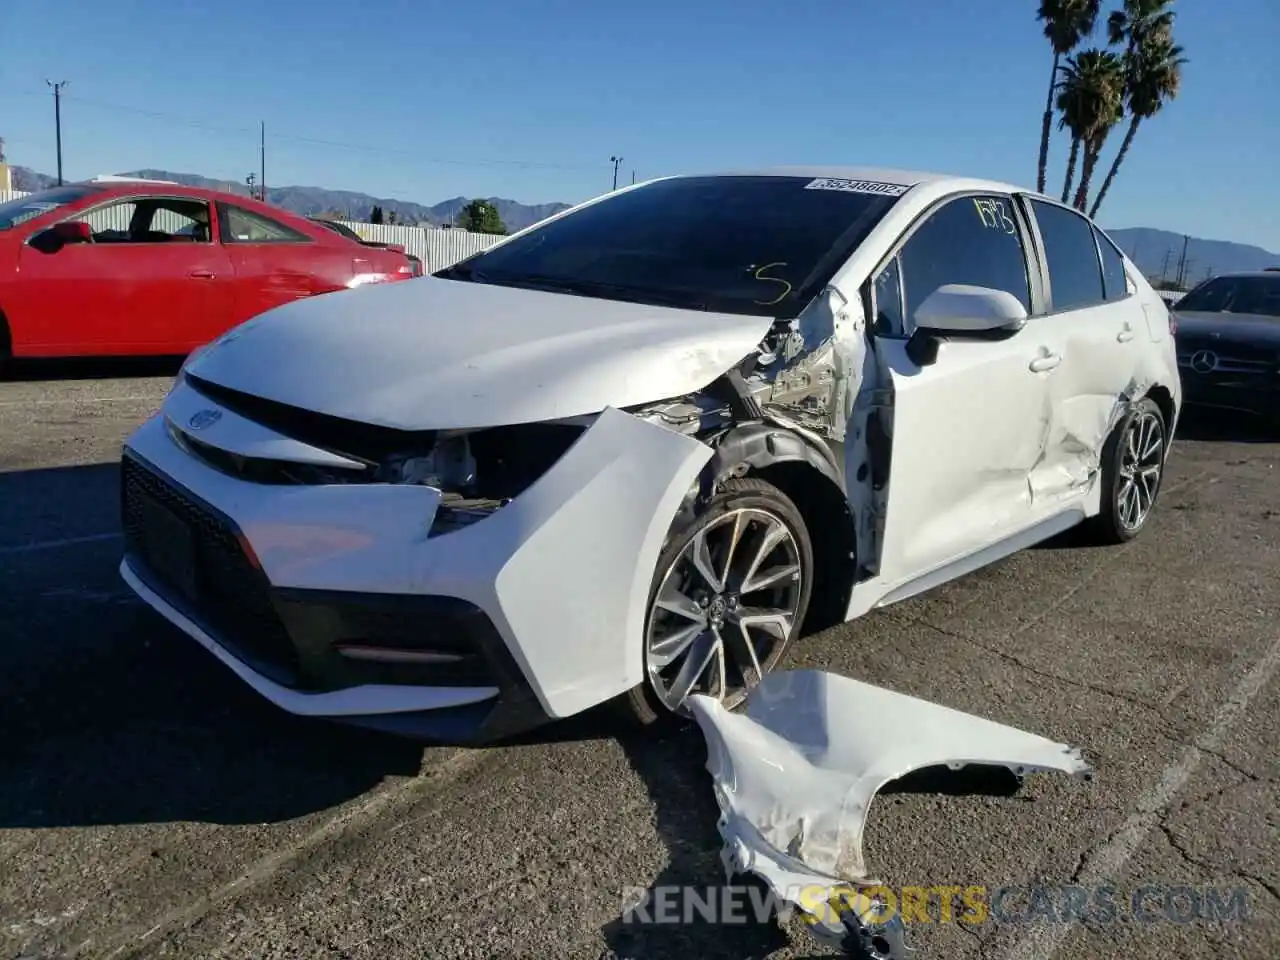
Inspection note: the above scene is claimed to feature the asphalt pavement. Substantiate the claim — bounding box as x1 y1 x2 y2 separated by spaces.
1 361 1276 960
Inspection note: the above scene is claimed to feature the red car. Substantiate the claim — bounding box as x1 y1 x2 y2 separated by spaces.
0 178 418 360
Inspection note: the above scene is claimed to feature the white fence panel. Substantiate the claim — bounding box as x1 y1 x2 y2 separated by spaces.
332 220 503 270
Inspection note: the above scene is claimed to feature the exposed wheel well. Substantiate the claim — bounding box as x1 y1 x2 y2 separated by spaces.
1144 384 1176 438
751 461 856 636
0 309 10 359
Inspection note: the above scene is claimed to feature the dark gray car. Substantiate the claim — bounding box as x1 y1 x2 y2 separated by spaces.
1173 271 1280 422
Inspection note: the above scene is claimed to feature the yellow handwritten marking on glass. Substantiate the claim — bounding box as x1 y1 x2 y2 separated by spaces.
752 262 793 305
972 198 1017 235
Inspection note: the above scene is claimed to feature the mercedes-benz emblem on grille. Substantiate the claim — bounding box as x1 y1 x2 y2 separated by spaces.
1190 350 1218 374
187 409 222 431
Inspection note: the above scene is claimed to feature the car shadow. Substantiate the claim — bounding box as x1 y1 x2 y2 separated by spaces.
0 461 613 831
598 716 1020 959
2 355 185 382
1173 407 1280 443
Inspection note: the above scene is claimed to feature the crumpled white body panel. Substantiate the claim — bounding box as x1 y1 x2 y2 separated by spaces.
121 403 711 720
689 670 1091 900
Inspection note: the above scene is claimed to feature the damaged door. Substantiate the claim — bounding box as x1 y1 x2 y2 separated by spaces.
1019 198 1145 503
866 194 1053 587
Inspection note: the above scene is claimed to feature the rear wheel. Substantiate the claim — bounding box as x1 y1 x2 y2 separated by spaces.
617 477 814 726
1083 396 1167 544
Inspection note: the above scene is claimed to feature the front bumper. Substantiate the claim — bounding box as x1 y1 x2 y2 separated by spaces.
1176 350 1280 420
119 383 711 740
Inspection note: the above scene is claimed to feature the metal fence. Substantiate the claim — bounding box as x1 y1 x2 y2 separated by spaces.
0 188 504 271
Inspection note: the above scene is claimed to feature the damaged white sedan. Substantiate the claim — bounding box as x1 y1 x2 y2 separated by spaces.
118 167 1181 740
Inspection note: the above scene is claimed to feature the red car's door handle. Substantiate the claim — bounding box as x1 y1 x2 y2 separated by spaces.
188 269 215 279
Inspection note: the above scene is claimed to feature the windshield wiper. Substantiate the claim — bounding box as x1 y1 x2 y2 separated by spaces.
433 257 484 281
479 274 708 311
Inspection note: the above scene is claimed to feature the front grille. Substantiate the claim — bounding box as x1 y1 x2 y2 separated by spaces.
121 454 300 685
1176 340 1279 376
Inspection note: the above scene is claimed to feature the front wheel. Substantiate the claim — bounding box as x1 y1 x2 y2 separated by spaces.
616 477 814 726
1083 396 1167 544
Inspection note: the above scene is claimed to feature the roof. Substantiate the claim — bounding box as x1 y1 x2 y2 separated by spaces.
89 174 178 184
682 165 1034 196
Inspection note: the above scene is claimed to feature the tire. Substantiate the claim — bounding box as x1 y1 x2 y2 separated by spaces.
615 476 815 727
1082 396 1167 545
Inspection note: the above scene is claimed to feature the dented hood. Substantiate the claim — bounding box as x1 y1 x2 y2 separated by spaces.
185 276 773 431
1173 310 1280 345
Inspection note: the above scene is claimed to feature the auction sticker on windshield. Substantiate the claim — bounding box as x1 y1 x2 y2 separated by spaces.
804 178 910 196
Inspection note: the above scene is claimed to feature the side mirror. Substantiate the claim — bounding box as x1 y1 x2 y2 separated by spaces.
905 284 1029 367
914 284 1029 335
30 220 92 254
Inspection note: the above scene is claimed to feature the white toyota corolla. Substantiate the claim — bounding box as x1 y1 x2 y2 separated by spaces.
119 167 1181 741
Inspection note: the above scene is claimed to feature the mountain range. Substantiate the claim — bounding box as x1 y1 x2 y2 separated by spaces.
9 165 1278 283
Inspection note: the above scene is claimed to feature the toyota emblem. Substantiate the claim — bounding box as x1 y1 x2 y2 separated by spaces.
187 409 222 431
1189 350 1218 374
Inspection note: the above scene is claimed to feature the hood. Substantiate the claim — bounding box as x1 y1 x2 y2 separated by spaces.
1173 310 1280 345
185 276 773 431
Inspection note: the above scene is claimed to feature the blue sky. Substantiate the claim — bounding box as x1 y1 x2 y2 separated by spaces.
2 0 1277 249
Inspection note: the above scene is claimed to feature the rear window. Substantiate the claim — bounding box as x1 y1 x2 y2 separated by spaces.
1175 275 1280 318
0 185 102 230
448 175 903 317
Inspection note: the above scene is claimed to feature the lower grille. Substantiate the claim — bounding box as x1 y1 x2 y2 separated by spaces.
121 454 300 685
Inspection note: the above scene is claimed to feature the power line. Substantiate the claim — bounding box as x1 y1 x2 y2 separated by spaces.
5 87 608 173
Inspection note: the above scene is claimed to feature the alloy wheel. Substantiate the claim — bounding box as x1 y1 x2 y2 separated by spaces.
644 507 803 715
1117 409 1164 532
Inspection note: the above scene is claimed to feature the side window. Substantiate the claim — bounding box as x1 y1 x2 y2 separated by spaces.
70 197 213 243
872 255 906 336
1094 227 1130 301
71 199 136 242
1028 199 1105 311
892 195 1032 330
220 205 311 244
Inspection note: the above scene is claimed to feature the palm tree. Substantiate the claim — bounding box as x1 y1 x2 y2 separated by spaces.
1035 0 1102 194
1055 50 1126 209
1088 3 1186 217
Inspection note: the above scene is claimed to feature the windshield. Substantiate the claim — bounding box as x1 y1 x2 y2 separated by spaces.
1175 275 1280 318
0 185 103 231
438 175 902 317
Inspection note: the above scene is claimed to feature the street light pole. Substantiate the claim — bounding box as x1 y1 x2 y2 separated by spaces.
47 80 68 185
610 155 623 191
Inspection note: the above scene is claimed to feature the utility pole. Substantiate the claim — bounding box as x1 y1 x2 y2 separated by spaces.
259 121 266 202
1175 234 1190 289
47 80 68 185
631 169 636 185
610 155 623 191
1159 248 1173 285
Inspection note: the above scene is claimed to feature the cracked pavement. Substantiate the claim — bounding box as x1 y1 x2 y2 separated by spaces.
0 364 1276 960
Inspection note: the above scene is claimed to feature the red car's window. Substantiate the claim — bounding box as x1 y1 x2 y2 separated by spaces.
220 204 311 244
69 197 213 243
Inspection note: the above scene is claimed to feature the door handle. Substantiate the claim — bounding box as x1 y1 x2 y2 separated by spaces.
188 269 215 279
1029 351 1062 373
1117 322 1134 343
